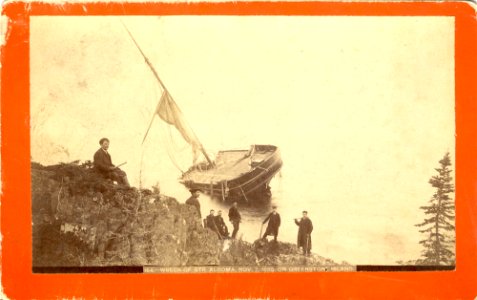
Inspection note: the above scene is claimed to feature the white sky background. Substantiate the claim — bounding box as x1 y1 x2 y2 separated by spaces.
30 16 455 265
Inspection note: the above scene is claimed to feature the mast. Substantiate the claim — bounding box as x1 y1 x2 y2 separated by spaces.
121 20 214 166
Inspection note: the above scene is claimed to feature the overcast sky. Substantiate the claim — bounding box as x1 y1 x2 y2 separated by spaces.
30 16 455 265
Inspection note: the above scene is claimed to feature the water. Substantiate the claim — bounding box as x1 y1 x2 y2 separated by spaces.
33 136 437 266
154 150 430 266
159 169 355 265
30 16 455 266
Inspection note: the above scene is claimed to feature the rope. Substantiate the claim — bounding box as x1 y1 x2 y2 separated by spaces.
239 186 250 203
227 155 281 191
186 154 281 200
221 181 225 202
201 166 278 199
237 170 278 195
166 121 190 153
188 153 280 184
159 122 185 173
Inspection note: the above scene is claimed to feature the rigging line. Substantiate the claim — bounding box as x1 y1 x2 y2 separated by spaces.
166 147 184 173
119 19 169 93
142 103 158 145
202 165 277 194
232 171 277 196
142 77 162 146
119 19 165 145
188 152 278 182
163 131 185 173
239 186 250 203
167 120 190 153
161 123 185 173
226 158 281 191
120 19 213 166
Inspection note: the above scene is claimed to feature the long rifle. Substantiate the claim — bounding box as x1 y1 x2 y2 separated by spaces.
120 20 214 166
305 234 310 256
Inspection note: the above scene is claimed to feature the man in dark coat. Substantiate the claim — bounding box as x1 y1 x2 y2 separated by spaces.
93 138 130 187
262 205 281 241
185 188 202 219
228 202 241 239
215 210 229 238
205 210 222 238
295 211 313 255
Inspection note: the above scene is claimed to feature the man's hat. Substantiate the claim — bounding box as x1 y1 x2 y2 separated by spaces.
303 210 308 214
272 205 277 209
189 187 203 193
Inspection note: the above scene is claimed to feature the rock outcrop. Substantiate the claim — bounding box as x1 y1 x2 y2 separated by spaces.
32 161 348 269
32 161 220 267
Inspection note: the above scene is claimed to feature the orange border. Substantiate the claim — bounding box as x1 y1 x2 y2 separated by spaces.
2 2 477 299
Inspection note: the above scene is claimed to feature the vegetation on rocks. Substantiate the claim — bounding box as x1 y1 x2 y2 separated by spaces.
220 238 344 267
32 161 344 268
32 161 220 267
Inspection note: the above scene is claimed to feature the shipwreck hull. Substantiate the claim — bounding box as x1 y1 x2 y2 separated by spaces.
181 145 282 202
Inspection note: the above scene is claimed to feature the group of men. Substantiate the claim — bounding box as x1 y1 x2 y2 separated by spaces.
184 187 314 256
261 206 313 255
186 189 242 239
93 137 314 255
205 210 229 239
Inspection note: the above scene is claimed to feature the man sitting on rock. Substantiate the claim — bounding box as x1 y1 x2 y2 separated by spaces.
215 210 229 238
93 137 130 187
205 209 222 239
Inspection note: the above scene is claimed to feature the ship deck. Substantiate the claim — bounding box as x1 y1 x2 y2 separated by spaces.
182 148 276 183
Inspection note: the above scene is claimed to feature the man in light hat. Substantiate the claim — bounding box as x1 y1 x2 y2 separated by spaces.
262 205 281 241
93 137 130 187
185 188 202 219
295 211 313 256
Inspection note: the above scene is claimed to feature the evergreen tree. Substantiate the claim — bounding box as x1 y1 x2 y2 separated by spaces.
415 152 455 265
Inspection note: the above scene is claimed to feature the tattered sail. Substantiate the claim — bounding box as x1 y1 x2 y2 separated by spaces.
121 20 213 165
156 91 199 147
123 21 282 202
156 90 201 163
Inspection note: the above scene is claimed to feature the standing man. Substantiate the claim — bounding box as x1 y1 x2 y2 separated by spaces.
215 210 229 238
185 188 202 219
93 138 130 187
262 205 281 241
295 211 313 256
228 202 241 239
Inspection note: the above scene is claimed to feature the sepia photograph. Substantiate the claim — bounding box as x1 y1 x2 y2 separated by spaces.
30 15 455 272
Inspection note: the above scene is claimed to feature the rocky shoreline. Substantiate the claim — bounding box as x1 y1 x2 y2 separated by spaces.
32 161 350 269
